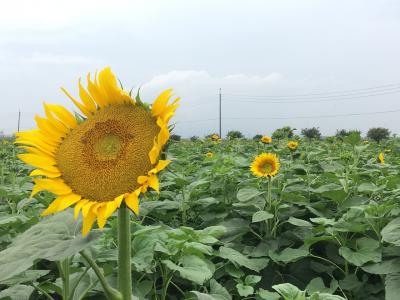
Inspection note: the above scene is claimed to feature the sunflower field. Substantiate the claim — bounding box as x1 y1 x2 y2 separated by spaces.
1 133 400 300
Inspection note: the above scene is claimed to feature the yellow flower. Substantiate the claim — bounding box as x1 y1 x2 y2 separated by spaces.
261 136 272 144
250 153 280 177
363 140 370 145
287 141 299 150
377 152 385 164
15 67 179 235
206 152 213 158
211 134 220 141
2 140 9 145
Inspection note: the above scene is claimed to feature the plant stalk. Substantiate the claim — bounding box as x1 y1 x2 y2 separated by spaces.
118 202 132 300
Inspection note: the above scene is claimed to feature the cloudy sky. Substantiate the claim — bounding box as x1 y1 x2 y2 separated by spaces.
1 0 400 137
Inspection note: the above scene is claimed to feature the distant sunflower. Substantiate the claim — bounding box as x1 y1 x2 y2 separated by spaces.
250 153 280 177
206 152 214 158
287 141 299 151
16 67 179 235
377 152 385 164
261 136 272 144
211 134 220 141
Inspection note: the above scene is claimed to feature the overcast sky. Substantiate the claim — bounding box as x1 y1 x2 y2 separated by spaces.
1 0 400 137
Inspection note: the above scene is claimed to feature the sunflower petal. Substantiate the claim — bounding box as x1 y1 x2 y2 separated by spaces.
147 174 160 192
61 87 92 117
41 193 81 216
82 207 97 236
31 178 72 198
18 154 59 173
30 169 61 178
43 103 78 128
74 199 88 219
78 78 97 113
151 89 173 117
125 190 140 215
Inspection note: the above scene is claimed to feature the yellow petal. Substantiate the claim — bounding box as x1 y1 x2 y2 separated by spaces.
97 201 119 229
151 89 173 117
18 153 59 173
30 169 61 178
35 115 65 140
156 160 171 172
43 103 70 134
149 141 161 164
114 194 125 208
82 207 97 236
20 146 55 160
98 67 123 104
125 190 140 215
82 201 94 217
78 78 97 113
74 199 88 219
147 174 159 192
87 72 108 107
61 87 92 117
43 103 78 128
41 193 81 216
31 178 72 198
157 124 170 147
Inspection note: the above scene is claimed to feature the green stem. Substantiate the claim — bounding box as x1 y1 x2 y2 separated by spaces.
62 259 70 300
118 202 132 300
80 250 122 300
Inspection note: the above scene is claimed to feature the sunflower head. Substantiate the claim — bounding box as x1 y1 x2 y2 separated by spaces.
261 136 272 144
16 67 179 235
250 153 280 177
206 152 214 158
377 152 385 164
210 134 220 141
287 140 299 150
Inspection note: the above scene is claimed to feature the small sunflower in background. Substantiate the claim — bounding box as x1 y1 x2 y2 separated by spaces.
211 134 220 141
261 135 272 144
251 153 280 177
377 152 385 164
363 140 370 145
205 152 214 158
287 140 299 151
16 67 179 235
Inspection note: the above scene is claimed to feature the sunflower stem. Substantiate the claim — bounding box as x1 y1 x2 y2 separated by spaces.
80 250 122 300
118 202 132 300
62 259 70 300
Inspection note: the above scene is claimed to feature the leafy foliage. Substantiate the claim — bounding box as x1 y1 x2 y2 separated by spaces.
301 127 322 140
226 130 244 140
272 126 296 140
367 127 390 142
1 136 400 299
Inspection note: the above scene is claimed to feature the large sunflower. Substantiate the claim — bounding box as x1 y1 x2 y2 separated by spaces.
250 153 280 177
16 67 179 235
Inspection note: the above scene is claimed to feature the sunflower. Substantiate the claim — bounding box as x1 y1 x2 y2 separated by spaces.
287 140 299 150
206 152 213 158
261 135 272 144
377 152 385 164
16 67 179 235
211 134 220 141
250 153 280 177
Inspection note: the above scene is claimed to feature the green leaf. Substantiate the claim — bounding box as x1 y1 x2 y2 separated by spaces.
358 182 379 193
0 210 101 281
0 284 34 300
272 283 307 300
381 218 400 246
245 275 261 285
287 217 312 227
306 277 338 295
361 259 400 274
236 283 254 297
218 246 269 272
252 211 274 223
385 273 400 300
237 188 265 202
1 270 50 285
269 247 309 263
339 237 381 267
162 255 214 285
257 288 280 300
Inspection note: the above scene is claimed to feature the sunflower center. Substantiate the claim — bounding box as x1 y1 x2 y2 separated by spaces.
260 162 273 173
56 104 160 202
94 134 122 160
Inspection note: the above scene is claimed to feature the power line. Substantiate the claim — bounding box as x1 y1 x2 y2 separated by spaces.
224 82 400 98
223 88 400 104
176 108 400 124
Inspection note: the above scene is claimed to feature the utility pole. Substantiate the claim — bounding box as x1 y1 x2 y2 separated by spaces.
17 110 21 132
219 88 222 137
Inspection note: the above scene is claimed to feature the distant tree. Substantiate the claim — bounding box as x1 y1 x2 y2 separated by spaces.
227 130 244 140
367 127 390 143
301 127 321 140
272 126 295 140
170 134 181 141
253 134 263 141
190 136 199 141
335 129 361 138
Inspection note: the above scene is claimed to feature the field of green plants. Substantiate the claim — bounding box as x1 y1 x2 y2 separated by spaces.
1 135 400 300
